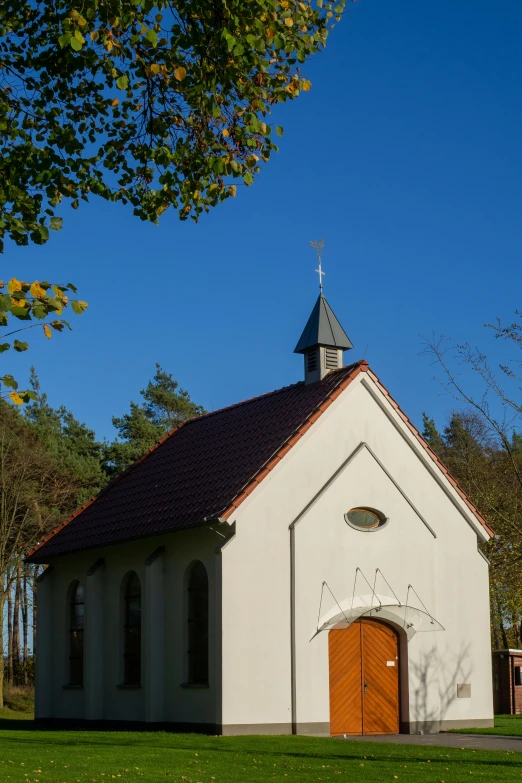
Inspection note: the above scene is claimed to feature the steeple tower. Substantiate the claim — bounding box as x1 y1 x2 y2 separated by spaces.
295 242 353 384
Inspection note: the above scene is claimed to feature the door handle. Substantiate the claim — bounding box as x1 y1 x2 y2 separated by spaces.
364 682 368 694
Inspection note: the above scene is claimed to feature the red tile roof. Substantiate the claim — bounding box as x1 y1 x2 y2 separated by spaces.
27 362 368 562
27 359 492 564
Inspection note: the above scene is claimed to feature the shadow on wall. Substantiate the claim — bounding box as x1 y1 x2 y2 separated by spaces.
409 644 472 733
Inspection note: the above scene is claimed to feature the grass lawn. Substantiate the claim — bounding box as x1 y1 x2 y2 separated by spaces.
0 723 522 783
451 714 522 736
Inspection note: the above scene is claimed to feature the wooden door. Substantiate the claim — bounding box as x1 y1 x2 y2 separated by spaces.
329 620 400 736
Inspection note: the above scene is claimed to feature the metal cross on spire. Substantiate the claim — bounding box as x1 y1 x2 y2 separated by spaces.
310 239 325 293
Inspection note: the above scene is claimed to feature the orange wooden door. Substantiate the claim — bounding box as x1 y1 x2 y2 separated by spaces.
361 621 400 734
329 621 399 736
329 624 363 736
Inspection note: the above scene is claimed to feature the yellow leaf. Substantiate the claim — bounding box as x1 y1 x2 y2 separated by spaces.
222 128 230 137
30 281 46 299
90 30 99 41
106 39 113 51
43 324 52 340
9 392 24 406
78 16 87 26
284 17 294 26
150 64 160 75
301 79 312 91
174 66 187 81
228 185 237 197
7 278 22 294
111 98 119 107
70 9 80 19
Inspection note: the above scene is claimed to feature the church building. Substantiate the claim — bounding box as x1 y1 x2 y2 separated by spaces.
28 278 494 735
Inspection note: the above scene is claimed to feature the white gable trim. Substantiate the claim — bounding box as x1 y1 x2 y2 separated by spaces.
360 375 490 542
289 441 436 538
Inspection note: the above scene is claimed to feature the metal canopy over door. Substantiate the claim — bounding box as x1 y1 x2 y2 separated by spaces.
329 620 400 736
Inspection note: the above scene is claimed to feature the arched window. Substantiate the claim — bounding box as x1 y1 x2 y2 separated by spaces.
123 572 141 685
68 581 84 686
187 561 209 684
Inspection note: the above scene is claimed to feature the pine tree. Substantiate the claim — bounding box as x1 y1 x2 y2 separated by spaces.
24 368 109 505
106 364 204 476
421 413 445 455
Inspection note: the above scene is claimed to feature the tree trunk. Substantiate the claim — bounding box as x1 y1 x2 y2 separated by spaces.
500 617 509 649
7 576 13 684
22 565 28 684
0 588 5 710
13 563 21 676
492 617 500 651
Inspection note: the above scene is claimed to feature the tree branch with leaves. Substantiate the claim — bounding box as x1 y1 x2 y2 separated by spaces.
0 277 87 403
1 0 350 249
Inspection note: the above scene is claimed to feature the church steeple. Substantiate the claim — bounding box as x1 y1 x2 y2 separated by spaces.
295 242 353 384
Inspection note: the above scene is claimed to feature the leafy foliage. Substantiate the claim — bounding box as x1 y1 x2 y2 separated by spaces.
106 363 204 475
24 368 109 506
0 277 87 403
0 0 348 248
0 398 82 707
423 410 522 649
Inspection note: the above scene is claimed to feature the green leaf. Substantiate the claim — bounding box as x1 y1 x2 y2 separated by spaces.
33 304 47 319
0 343 10 353
70 37 82 51
0 312 8 327
58 34 71 48
275 126 284 137
71 300 88 315
2 375 18 390
243 172 254 186
146 29 157 46
116 75 129 90
13 340 29 352
50 217 63 231
10 307 31 320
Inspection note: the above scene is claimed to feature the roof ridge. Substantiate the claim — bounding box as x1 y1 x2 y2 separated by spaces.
174 362 359 427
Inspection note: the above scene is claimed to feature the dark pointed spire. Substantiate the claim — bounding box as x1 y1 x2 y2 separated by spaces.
294 294 353 354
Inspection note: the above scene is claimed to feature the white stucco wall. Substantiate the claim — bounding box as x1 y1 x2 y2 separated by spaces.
35 527 222 726
220 372 493 733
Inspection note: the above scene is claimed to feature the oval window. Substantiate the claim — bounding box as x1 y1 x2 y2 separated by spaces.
345 507 387 531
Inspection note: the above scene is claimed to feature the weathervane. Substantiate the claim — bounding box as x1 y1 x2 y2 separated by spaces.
310 239 325 293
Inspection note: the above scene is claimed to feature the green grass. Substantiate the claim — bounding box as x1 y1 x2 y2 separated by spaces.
0 726 521 783
451 714 522 736
2 684 35 715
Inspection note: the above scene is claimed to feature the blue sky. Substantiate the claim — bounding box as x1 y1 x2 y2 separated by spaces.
5 0 522 441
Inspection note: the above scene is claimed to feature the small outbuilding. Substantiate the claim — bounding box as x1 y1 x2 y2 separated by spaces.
492 650 522 714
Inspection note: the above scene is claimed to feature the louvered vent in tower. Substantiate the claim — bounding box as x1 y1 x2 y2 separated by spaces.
325 348 339 369
307 349 317 373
